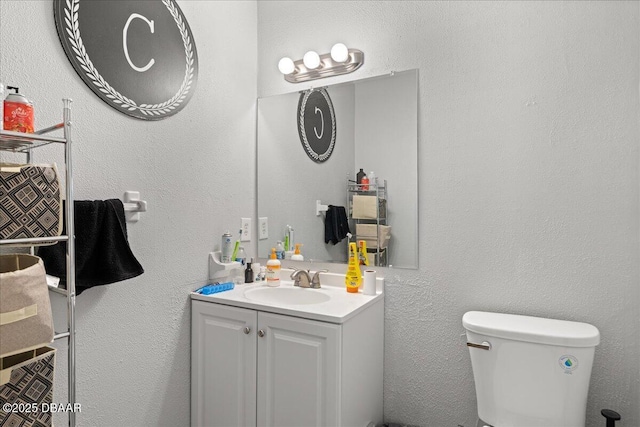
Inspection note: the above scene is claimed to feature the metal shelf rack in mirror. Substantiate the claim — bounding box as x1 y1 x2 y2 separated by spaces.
347 177 388 267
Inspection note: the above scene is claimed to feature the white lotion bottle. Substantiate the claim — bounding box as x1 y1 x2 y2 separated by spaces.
266 248 281 287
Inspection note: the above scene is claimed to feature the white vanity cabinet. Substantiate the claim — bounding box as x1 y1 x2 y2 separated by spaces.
191 294 383 427
191 302 257 427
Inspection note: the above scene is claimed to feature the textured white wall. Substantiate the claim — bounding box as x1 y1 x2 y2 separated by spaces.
0 1 257 426
1 1 638 426
258 2 639 427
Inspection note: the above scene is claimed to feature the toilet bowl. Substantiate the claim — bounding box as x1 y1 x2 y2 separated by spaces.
463 311 600 427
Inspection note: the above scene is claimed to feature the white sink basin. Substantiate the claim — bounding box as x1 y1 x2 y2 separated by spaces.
192 269 384 323
244 286 331 305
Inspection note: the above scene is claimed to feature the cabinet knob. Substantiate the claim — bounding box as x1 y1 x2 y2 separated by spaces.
258 329 265 338
243 327 251 335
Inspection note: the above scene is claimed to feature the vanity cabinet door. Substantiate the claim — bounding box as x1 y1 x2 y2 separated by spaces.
191 301 257 427
256 312 341 427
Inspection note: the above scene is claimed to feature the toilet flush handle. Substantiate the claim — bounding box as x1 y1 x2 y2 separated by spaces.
467 341 491 350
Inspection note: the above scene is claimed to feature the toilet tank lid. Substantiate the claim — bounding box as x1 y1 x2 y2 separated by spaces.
463 311 600 347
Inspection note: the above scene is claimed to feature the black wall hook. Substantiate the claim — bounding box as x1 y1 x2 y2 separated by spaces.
601 409 621 427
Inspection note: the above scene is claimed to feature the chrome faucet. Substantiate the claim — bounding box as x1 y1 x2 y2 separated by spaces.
291 269 328 289
311 269 328 288
291 269 312 288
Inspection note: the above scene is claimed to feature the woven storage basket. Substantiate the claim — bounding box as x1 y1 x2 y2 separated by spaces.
0 163 62 245
0 346 56 427
0 254 54 358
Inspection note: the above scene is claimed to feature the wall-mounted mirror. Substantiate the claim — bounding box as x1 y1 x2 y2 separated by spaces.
257 69 418 269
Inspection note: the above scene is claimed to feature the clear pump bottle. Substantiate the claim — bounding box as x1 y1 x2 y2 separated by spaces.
275 241 285 260
235 246 246 265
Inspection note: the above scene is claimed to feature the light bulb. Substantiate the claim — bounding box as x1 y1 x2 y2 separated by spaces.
330 43 349 63
303 51 321 69
278 57 295 75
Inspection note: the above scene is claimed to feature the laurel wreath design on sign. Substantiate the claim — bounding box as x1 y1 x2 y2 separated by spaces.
299 88 336 162
63 0 195 117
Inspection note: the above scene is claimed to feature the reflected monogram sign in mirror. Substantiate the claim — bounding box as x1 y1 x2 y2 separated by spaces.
257 70 419 269
54 0 198 120
298 88 337 163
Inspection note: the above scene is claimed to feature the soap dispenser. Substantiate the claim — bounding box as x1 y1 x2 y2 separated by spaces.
291 243 304 261
266 248 281 287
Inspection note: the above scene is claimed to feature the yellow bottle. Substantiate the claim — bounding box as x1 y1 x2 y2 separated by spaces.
345 242 362 293
358 240 369 266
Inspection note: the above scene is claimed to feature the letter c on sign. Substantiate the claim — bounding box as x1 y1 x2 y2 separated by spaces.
122 13 155 72
313 106 325 139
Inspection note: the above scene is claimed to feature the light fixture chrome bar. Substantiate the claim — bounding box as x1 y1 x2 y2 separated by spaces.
285 49 364 83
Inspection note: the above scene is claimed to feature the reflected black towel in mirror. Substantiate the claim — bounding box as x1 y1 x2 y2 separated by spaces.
38 199 143 295
324 205 351 245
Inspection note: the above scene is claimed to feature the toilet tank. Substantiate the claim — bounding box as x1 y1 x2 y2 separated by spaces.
463 311 600 427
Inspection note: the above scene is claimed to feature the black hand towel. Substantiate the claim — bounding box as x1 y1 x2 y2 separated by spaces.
324 205 351 245
38 199 144 295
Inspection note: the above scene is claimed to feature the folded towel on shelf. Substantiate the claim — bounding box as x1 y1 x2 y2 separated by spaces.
355 223 392 249
38 199 144 295
352 194 386 219
324 205 351 245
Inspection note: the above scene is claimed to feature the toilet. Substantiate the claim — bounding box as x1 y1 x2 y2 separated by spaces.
463 311 600 427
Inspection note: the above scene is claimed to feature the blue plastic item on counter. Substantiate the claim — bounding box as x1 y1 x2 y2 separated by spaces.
195 282 234 295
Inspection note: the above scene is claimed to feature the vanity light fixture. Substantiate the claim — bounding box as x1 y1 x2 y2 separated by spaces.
278 43 364 83
278 57 295 75
303 51 321 69
330 43 349 63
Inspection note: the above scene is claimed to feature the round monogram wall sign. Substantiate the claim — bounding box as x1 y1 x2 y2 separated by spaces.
54 0 198 120
297 88 336 163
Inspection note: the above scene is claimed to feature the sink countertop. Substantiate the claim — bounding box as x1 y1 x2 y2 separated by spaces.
190 269 384 324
